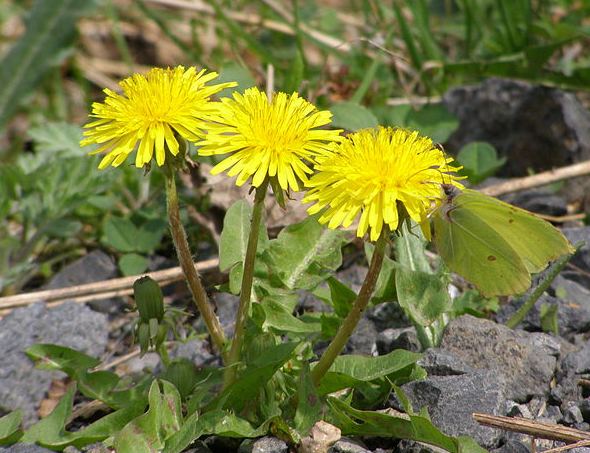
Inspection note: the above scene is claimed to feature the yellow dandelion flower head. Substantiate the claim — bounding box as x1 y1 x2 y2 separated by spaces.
81 66 236 169
197 87 342 191
303 126 462 241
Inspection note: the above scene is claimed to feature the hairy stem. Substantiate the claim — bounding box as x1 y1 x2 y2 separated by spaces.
165 171 227 361
311 232 387 386
224 179 269 388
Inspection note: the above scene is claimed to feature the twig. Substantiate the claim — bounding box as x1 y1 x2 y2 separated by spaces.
473 413 590 443
544 439 590 453
0 258 218 311
480 160 590 197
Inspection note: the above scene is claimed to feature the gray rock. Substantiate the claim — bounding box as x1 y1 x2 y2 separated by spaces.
0 444 56 452
45 250 122 314
490 440 530 453
401 369 506 449
440 315 559 401
444 78 590 177
367 302 409 331
329 438 371 452
505 401 531 418
238 436 288 453
336 264 367 293
496 281 590 338
417 348 473 376
0 302 108 425
170 338 218 367
563 401 585 425
579 399 590 422
211 292 239 337
501 189 568 217
377 327 421 354
563 227 590 274
347 317 377 355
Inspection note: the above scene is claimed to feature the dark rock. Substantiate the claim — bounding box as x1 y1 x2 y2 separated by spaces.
183 440 213 453
329 438 371 453
45 250 122 314
490 440 530 453
544 405 563 422
440 315 559 401
400 369 506 448
563 401 585 425
501 189 568 217
377 328 421 355
505 401 531 418
238 436 288 453
579 399 590 422
416 348 473 376
0 302 108 425
393 440 438 452
183 441 213 453
347 317 378 355
205 435 242 453
0 445 56 453
444 78 590 177
211 292 239 337
367 303 409 331
336 264 367 292
563 227 590 274
496 282 590 338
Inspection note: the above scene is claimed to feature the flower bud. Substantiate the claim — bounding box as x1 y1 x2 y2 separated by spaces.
133 276 164 322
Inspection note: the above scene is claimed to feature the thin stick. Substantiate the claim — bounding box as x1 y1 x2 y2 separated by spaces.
473 413 590 443
544 439 590 453
480 160 590 197
0 258 218 310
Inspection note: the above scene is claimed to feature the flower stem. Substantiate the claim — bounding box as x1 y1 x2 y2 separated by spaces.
164 171 227 361
311 232 387 387
224 179 269 387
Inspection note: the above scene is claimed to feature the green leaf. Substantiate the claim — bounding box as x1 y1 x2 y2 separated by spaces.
218 62 256 97
540 302 559 335
457 142 506 184
119 253 149 276
320 349 421 383
405 104 459 144
21 385 75 444
395 223 430 274
43 218 82 238
261 296 321 334
395 267 451 326
26 344 100 374
284 49 305 93
294 363 322 437
364 243 397 304
326 277 356 318
114 380 182 453
103 216 140 253
135 219 168 253
28 122 89 156
328 396 486 452
219 200 269 271
264 217 345 290
0 0 99 129
214 342 299 412
330 102 379 131
163 410 269 453
0 410 23 445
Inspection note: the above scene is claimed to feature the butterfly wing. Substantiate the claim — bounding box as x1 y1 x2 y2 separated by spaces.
433 199 531 297
456 190 574 274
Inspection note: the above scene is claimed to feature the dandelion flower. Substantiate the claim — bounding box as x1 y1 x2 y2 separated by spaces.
303 126 462 241
197 87 342 191
81 66 236 169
